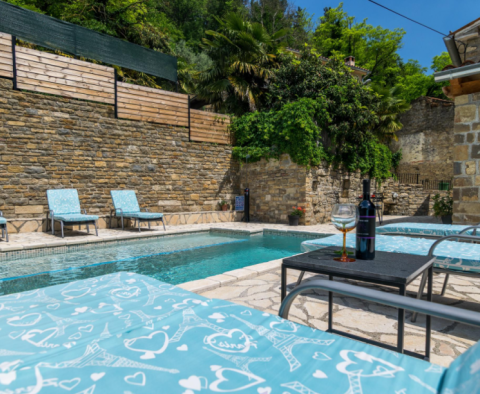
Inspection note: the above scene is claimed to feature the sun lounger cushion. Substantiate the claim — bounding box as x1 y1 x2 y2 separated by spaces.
120 212 164 219
377 223 475 237
302 234 480 273
0 272 462 393
52 213 99 222
439 341 480 393
0 217 6 225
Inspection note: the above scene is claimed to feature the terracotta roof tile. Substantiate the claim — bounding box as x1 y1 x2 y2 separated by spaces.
441 60 480 71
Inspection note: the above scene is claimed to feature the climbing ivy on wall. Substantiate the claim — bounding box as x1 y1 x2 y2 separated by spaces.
232 98 330 166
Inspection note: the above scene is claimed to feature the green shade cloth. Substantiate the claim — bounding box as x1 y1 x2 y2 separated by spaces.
0 0 177 82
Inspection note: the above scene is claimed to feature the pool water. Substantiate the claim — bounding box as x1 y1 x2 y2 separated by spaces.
0 232 316 295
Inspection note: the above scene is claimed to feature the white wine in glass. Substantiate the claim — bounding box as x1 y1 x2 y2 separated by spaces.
331 204 357 262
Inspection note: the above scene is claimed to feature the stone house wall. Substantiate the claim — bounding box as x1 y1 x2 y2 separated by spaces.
456 26 480 64
392 96 454 180
453 93 480 224
0 79 240 231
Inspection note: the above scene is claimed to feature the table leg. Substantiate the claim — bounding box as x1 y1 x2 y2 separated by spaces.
328 275 333 332
397 284 406 354
426 266 433 360
281 265 287 302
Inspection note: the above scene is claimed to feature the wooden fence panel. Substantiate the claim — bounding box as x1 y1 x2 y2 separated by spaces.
190 109 231 144
0 33 13 78
15 46 115 104
0 34 231 143
117 82 189 127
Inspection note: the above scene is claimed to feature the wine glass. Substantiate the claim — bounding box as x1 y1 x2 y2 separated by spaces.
331 204 357 262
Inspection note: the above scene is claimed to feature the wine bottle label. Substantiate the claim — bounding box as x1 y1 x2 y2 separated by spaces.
357 216 376 238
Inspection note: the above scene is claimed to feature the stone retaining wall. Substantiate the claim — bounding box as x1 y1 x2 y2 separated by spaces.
238 155 306 224
240 155 443 225
0 78 240 227
381 179 448 216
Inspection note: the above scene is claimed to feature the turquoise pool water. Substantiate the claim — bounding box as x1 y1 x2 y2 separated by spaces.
0 232 316 294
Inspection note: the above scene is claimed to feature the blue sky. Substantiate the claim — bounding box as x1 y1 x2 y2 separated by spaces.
294 0 480 72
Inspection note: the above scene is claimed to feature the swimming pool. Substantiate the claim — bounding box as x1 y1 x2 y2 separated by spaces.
0 231 318 294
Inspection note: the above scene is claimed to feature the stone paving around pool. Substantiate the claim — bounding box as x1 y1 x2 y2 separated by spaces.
181 262 480 368
0 214 438 253
0 221 339 252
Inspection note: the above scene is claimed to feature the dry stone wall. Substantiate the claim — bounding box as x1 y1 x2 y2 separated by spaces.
306 167 363 225
240 155 442 225
0 78 240 231
238 155 307 224
380 179 448 217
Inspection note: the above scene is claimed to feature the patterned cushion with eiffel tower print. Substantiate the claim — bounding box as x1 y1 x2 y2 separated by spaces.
0 272 477 393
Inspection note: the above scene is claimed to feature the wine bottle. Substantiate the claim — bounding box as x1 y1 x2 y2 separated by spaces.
356 179 376 260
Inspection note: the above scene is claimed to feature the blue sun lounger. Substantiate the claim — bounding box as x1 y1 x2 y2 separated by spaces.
0 272 479 393
0 210 8 242
376 222 479 237
110 190 166 231
46 189 99 238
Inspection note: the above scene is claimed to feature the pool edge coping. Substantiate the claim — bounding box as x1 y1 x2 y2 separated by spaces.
0 227 332 262
176 255 298 294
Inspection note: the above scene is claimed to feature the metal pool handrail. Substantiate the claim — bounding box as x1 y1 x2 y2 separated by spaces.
279 279 480 327
427 234 480 257
459 225 480 236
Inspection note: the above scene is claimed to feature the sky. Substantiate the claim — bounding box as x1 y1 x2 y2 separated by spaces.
294 0 480 73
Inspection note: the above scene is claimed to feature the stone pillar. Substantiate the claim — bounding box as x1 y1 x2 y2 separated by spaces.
453 93 480 224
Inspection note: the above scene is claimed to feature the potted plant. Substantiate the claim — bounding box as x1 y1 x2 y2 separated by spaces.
288 206 306 226
219 200 228 211
432 193 453 224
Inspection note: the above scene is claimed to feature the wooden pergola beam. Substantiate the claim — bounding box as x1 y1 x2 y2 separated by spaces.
443 77 480 98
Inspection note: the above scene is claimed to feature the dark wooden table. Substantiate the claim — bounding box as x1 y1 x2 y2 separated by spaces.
282 246 434 360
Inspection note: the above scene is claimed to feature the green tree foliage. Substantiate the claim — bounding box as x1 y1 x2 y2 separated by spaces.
196 13 286 114
246 0 314 48
395 53 451 102
431 52 451 72
4 0 311 91
370 85 410 142
264 49 381 170
311 3 451 103
232 98 329 166
312 3 405 85
154 0 244 46
232 50 398 179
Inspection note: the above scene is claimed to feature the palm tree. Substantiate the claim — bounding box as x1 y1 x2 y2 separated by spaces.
370 85 410 142
195 12 286 115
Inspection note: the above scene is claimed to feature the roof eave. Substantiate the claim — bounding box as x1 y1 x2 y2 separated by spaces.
452 17 480 36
